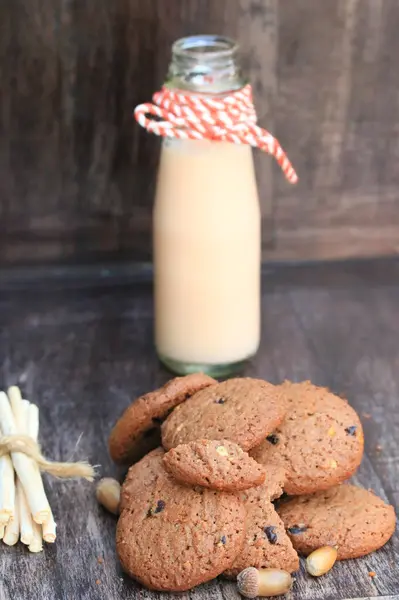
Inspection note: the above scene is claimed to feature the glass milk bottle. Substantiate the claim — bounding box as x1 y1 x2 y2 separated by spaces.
151 36 261 377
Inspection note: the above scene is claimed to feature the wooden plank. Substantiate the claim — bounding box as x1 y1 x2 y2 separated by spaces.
236 0 277 250
273 0 399 261
0 0 274 265
0 260 398 598
2 0 399 265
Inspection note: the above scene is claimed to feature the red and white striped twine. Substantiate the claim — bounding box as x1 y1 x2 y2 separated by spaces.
134 84 298 184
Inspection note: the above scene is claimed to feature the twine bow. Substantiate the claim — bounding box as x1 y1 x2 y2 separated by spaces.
134 84 298 184
0 434 95 480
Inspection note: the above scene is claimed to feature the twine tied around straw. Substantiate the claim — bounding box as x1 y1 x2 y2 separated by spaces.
0 434 95 480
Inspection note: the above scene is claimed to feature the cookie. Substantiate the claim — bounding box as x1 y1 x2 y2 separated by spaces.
277 484 396 559
109 373 216 464
250 381 364 495
117 448 246 591
161 378 287 452
224 465 299 578
163 439 266 491
119 448 166 513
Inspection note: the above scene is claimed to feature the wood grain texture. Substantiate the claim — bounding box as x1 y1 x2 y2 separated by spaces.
3 0 399 265
273 0 399 261
0 259 398 599
0 0 275 265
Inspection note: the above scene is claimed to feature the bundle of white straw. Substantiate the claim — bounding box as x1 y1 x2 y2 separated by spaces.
0 387 95 552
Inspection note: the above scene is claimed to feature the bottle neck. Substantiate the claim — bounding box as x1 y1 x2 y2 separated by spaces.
166 35 246 95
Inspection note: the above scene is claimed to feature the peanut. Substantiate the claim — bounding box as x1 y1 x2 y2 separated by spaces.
96 477 121 515
306 545 338 576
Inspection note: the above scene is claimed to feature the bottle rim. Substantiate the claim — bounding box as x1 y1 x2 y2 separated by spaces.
172 35 238 61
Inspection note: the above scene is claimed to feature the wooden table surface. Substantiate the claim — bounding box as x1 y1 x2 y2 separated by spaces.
0 259 398 600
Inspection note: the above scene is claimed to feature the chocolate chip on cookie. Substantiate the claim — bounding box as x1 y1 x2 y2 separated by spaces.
163 439 266 491
109 373 216 464
117 448 246 591
161 378 287 452
224 465 299 578
278 484 396 559
250 381 364 495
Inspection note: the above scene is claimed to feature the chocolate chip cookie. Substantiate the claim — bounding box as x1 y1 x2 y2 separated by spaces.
163 439 266 491
119 448 166 513
117 448 246 591
278 484 396 559
161 378 287 452
251 381 364 495
109 373 216 464
224 465 299 578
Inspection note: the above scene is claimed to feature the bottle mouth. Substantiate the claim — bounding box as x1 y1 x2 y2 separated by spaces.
172 35 238 60
169 35 243 94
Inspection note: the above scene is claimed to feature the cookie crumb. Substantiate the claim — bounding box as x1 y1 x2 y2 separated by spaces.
362 412 371 419
375 444 383 453
97 556 104 564
369 571 376 578
95 579 101 585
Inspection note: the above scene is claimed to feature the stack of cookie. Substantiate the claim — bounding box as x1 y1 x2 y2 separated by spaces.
108 375 396 592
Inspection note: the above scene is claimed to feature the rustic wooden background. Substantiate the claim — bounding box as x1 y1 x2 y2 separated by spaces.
0 0 398 267
1 260 399 600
